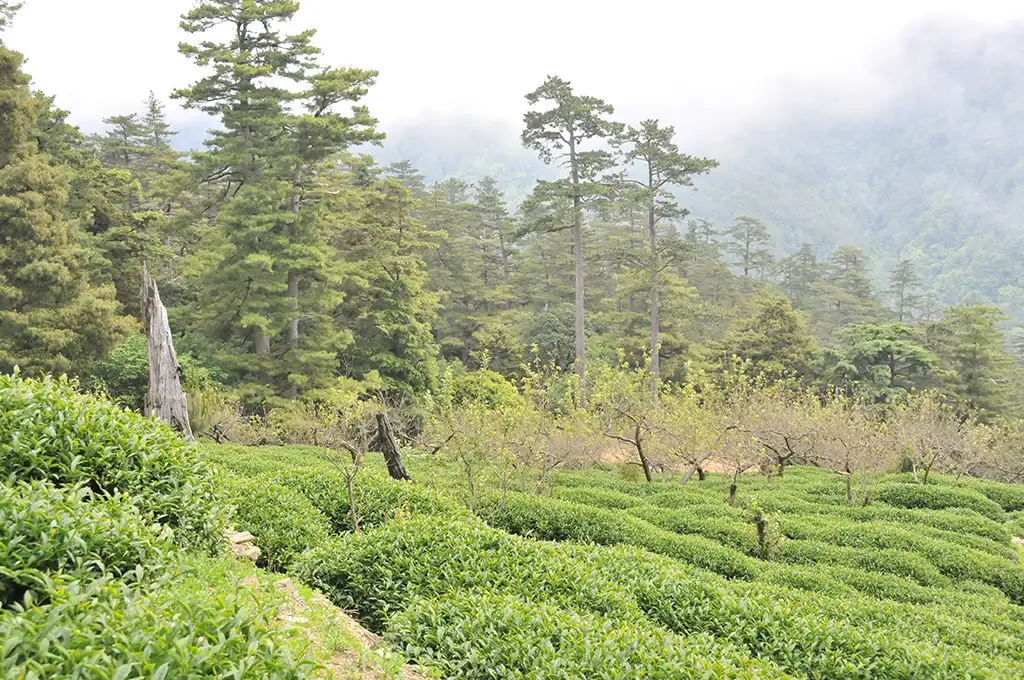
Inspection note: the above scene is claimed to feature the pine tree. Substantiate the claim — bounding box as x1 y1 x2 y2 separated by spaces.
174 0 381 402
334 162 440 400
724 216 773 277
778 243 823 308
714 293 817 382
888 258 923 323
522 76 621 403
924 303 1014 417
0 2 20 30
814 246 889 330
614 120 717 382
0 37 132 375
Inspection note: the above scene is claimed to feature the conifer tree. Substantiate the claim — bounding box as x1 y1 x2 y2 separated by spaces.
334 162 440 400
888 258 923 323
614 120 717 382
713 293 817 382
725 216 773 277
522 76 621 403
0 36 131 375
814 246 889 330
778 243 822 308
175 0 381 402
924 303 1014 417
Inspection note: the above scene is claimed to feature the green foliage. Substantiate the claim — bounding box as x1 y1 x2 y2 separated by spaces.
449 368 521 409
291 514 639 631
713 292 817 381
875 482 1005 520
390 590 787 680
0 557 318 679
0 373 225 551
85 333 215 411
278 467 470 534
0 43 132 376
216 471 331 572
480 492 758 579
825 323 937 401
0 481 173 608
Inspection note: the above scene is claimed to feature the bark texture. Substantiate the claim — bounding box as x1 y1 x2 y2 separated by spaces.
142 263 194 441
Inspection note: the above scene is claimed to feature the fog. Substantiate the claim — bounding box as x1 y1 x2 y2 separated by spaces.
7 0 1024 152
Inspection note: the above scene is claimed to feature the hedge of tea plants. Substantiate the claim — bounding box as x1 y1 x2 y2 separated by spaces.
0 375 322 678
195 440 1024 678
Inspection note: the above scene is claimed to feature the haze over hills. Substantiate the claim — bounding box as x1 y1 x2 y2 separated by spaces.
371 21 1024 325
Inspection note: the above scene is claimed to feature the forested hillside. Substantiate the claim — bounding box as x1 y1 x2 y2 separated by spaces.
376 22 1024 327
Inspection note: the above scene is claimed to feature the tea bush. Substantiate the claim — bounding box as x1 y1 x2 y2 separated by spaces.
553 486 649 509
0 557 318 679
278 468 470 534
292 515 641 631
641 576 1024 680
0 481 173 608
0 373 224 551
633 505 760 553
874 482 1005 519
389 591 791 680
480 492 758 578
217 471 331 571
777 539 948 586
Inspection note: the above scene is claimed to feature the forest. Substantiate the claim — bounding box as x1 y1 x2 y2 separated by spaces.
5 1 1024 677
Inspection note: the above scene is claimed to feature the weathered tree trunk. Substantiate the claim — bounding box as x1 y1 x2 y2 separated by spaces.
142 263 194 441
375 412 412 481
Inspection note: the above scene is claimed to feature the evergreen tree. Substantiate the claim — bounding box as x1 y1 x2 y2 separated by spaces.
812 245 889 332
824 323 936 401
924 303 1015 417
713 293 817 382
724 216 773 277
0 37 131 375
0 2 20 30
888 258 923 323
522 75 621 403
614 119 717 382
174 0 381 402
334 162 440 400
778 243 822 308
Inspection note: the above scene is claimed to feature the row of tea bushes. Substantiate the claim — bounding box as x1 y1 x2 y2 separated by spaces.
479 492 759 579
0 373 225 551
0 375 322 678
389 590 790 680
292 511 1024 680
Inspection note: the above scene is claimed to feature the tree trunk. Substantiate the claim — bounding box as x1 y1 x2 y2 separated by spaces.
142 263 194 441
285 270 300 399
569 137 586 407
375 412 412 481
648 197 660 388
728 482 738 506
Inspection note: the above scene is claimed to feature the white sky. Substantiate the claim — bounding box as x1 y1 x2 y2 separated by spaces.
6 0 1024 148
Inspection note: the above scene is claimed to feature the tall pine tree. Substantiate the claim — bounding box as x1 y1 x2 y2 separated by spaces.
522 76 621 403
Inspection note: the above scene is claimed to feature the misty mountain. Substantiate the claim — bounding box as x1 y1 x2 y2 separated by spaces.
371 22 1024 326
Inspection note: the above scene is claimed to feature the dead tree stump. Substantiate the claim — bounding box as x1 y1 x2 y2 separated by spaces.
374 411 412 481
142 263 194 441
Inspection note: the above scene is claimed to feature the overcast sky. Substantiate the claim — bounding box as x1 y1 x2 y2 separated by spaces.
6 0 1024 150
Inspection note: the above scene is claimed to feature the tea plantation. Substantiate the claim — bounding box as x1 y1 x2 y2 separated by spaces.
8 374 1024 678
